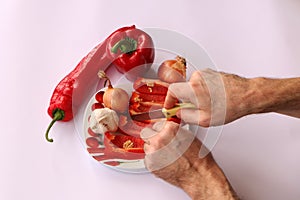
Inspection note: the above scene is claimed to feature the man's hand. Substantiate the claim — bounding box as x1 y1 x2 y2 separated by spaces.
164 69 250 127
165 69 300 127
141 121 239 200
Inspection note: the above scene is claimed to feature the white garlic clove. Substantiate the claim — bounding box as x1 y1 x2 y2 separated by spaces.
89 108 119 133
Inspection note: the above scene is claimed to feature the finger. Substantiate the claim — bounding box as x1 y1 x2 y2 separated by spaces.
177 108 210 127
144 121 180 154
143 142 151 153
163 121 180 134
140 127 158 140
164 82 198 109
142 128 157 154
145 127 195 172
156 121 181 144
152 121 166 132
163 85 179 109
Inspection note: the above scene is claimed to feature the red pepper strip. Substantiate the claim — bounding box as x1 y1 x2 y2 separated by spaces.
93 155 110 162
87 127 98 137
107 26 154 80
104 161 120 166
133 78 169 95
118 116 153 138
129 102 163 113
87 147 105 154
130 91 166 104
46 25 137 142
103 132 145 160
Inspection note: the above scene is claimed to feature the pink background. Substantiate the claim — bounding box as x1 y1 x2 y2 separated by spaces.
1 0 300 199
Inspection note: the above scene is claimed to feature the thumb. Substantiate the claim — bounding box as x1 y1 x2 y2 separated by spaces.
177 108 210 127
164 82 198 109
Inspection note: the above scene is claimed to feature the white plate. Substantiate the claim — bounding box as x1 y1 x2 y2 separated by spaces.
74 28 220 173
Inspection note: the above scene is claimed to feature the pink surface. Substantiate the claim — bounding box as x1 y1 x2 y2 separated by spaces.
1 1 300 200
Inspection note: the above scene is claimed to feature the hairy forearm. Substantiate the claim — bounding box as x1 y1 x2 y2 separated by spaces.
180 156 239 200
247 77 300 118
222 73 300 121
150 138 240 199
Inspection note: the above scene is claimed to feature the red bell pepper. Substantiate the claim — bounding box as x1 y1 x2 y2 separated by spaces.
107 25 155 80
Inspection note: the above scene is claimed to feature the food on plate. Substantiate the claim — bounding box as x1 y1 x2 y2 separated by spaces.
86 130 145 162
86 137 101 148
129 102 163 115
95 91 105 103
86 76 148 162
129 91 166 115
157 56 187 83
133 78 169 95
107 25 155 81
128 57 187 124
86 55 188 165
130 91 166 104
89 108 119 134
102 132 145 159
91 102 105 111
98 70 129 113
129 78 168 123
118 114 152 137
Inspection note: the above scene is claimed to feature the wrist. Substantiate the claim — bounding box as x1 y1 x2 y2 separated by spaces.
242 77 267 115
247 77 300 116
223 75 277 118
221 73 254 122
180 156 239 200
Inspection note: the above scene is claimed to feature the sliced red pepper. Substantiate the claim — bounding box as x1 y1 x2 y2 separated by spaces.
104 161 121 166
118 115 152 137
106 133 144 148
129 102 163 113
133 78 169 95
167 117 182 124
130 91 166 104
93 155 110 162
103 132 145 160
87 127 98 137
87 147 105 154
86 137 100 148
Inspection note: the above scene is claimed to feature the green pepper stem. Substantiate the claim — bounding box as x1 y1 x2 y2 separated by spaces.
45 109 65 143
111 37 137 54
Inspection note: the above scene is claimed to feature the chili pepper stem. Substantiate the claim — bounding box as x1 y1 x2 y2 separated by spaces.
45 109 65 142
111 37 137 54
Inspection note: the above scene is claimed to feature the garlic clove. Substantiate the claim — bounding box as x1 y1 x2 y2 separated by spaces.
89 108 119 133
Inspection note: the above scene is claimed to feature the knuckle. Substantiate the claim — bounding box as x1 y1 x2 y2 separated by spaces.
198 116 211 127
190 71 202 81
152 121 165 132
140 127 151 139
168 82 179 92
154 136 165 146
188 80 199 90
163 121 179 134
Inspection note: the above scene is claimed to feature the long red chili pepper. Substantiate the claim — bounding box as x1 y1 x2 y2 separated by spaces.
46 25 137 142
